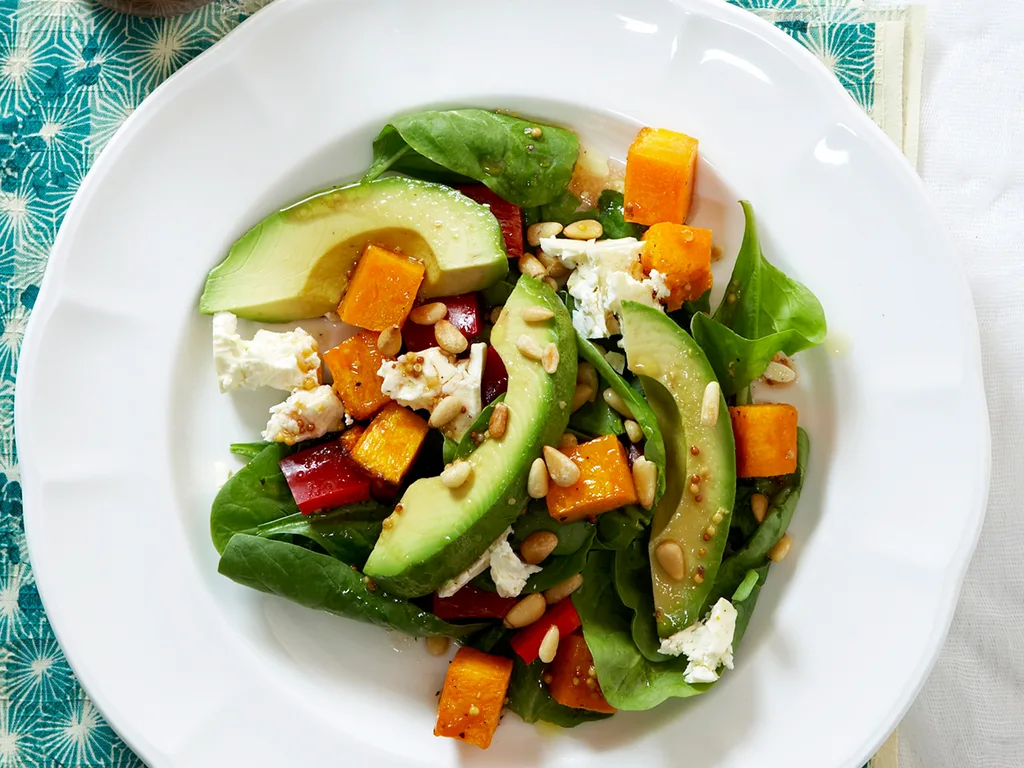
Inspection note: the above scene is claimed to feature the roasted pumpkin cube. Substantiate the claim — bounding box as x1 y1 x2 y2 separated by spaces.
434 647 513 749
546 434 638 523
548 631 616 713
624 127 699 225
323 331 391 420
729 403 799 478
642 223 713 310
338 244 425 331
337 425 365 454
350 402 429 484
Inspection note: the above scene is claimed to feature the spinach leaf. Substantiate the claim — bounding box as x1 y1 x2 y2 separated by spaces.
691 313 805 397
462 622 509 654
731 563 770 646
594 505 651 550
363 110 580 207
731 569 761 603
596 190 645 240
667 289 711 335
251 503 390 567
712 201 826 350
576 333 667 502
218 535 483 637
229 441 271 459
442 395 505 465
569 394 624 437
210 443 298 554
613 536 664 663
538 189 594 225
506 656 613 727
481 273 518 310
574 551 709 710
512 502 592 557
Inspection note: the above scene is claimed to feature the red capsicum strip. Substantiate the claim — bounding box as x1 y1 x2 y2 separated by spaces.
432 586 518 621
402 292 482 352
279 441 372 515
457 185 524 258
481 345 508 405
510 597 582 664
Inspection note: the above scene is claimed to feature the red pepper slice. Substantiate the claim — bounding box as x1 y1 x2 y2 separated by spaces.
510 596 582 664
481 345 508 405
403 292 482 353
457 185 524 259
432 586 518 621
279 441 372 515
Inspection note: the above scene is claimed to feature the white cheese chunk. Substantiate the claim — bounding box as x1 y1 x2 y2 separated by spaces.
436 527 542 599
213 312 321 393
658 598 738 684
262 385 346 445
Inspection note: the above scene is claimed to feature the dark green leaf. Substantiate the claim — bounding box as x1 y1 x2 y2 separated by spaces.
596 190 645 240
363 110 579 207
462 622 509 654
538 189 594 225
506 656 612 727
613 536 664 663
666 289 711 334
731 563 770 646
218 535 482 637
251 502 391 567
481 273 517 310
594 506 650 550
443 395 505 465
569 394 624 437
229 441 271 460
512 502 593 556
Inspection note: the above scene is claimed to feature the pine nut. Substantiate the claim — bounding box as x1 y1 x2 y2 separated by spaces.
571 383 594 412
538 624 560 664
429 395 463 428
410 302 447 325
489 306 504 324
633 456 657 510
563 219 603 240
516 334 543 360
488 402 509 439
655 539 686 580
557 433 578 453
435 319 468 354
521 531 558 564
700 381 721 426
521 306 555 323
541 343 560 374
603 387 633 418
763 360 796 384
751 492 769 523
425 635 450 656
770 534 793 563
544 573 583 604
576 362 598 398
504 592 546 629
527 457 549 498
440 460 472 489
543 276 559 291
535 250 571 278
519 254 547 279
624 419 644 443
377 325 402 357
527 221 563 246
543 445 581 487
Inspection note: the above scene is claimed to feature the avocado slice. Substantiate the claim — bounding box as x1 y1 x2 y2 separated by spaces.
199 177 509 322
619 301 736 636
363 278 577 597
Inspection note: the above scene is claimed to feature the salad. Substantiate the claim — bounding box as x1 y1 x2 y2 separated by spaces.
201 109 826 749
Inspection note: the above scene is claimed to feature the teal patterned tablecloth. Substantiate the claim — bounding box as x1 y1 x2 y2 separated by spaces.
0 1 913 764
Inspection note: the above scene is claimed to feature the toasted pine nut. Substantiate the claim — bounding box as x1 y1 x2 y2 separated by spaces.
429 396 463 428
521 531 558 564
576 362 598 397
488 402 509 439
543 445 581 487
377 325 402 357
770 534 793 563
624 419 643 443
489 306 504 324
535 250 571 278
521 306 555 323
633 456 657 510
504 592 546 629
751 492 769 523
410 302 447 325
541 343 560 374
571 383 594 413
700 381 721 426
425 635 450 656
435 319 468 354
440 460 472 489
655 539 686 580
563 219 603 240
603 387 633 418
544 573 583 604
763 360 796 384
543 276 559 291
527 457 549 499
519 254 547 279
516 334 543 360
538 625 560 664
527 221 563 246
557 433 578 453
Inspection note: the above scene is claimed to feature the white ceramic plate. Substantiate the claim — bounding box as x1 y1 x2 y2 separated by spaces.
16 0 990 765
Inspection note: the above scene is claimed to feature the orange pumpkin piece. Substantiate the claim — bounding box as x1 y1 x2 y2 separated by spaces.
434 647 514 750
729 403 799 478
338 244 425 331
350 402 429 484
337 425 365 454
323 331 391 420
548 631 616 713
642 223 713 310
546 434 638 523
623 127 699 225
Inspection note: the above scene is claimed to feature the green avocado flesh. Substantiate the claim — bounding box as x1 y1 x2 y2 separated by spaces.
198 177 509 323
363 278 577 598
619 302 736 636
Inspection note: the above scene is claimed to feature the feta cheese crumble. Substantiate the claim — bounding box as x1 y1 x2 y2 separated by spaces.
213 312 321 393
262 385 346 445
377 343 485 439
437 528 542 599
658 598 738 684
539 236 668 338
